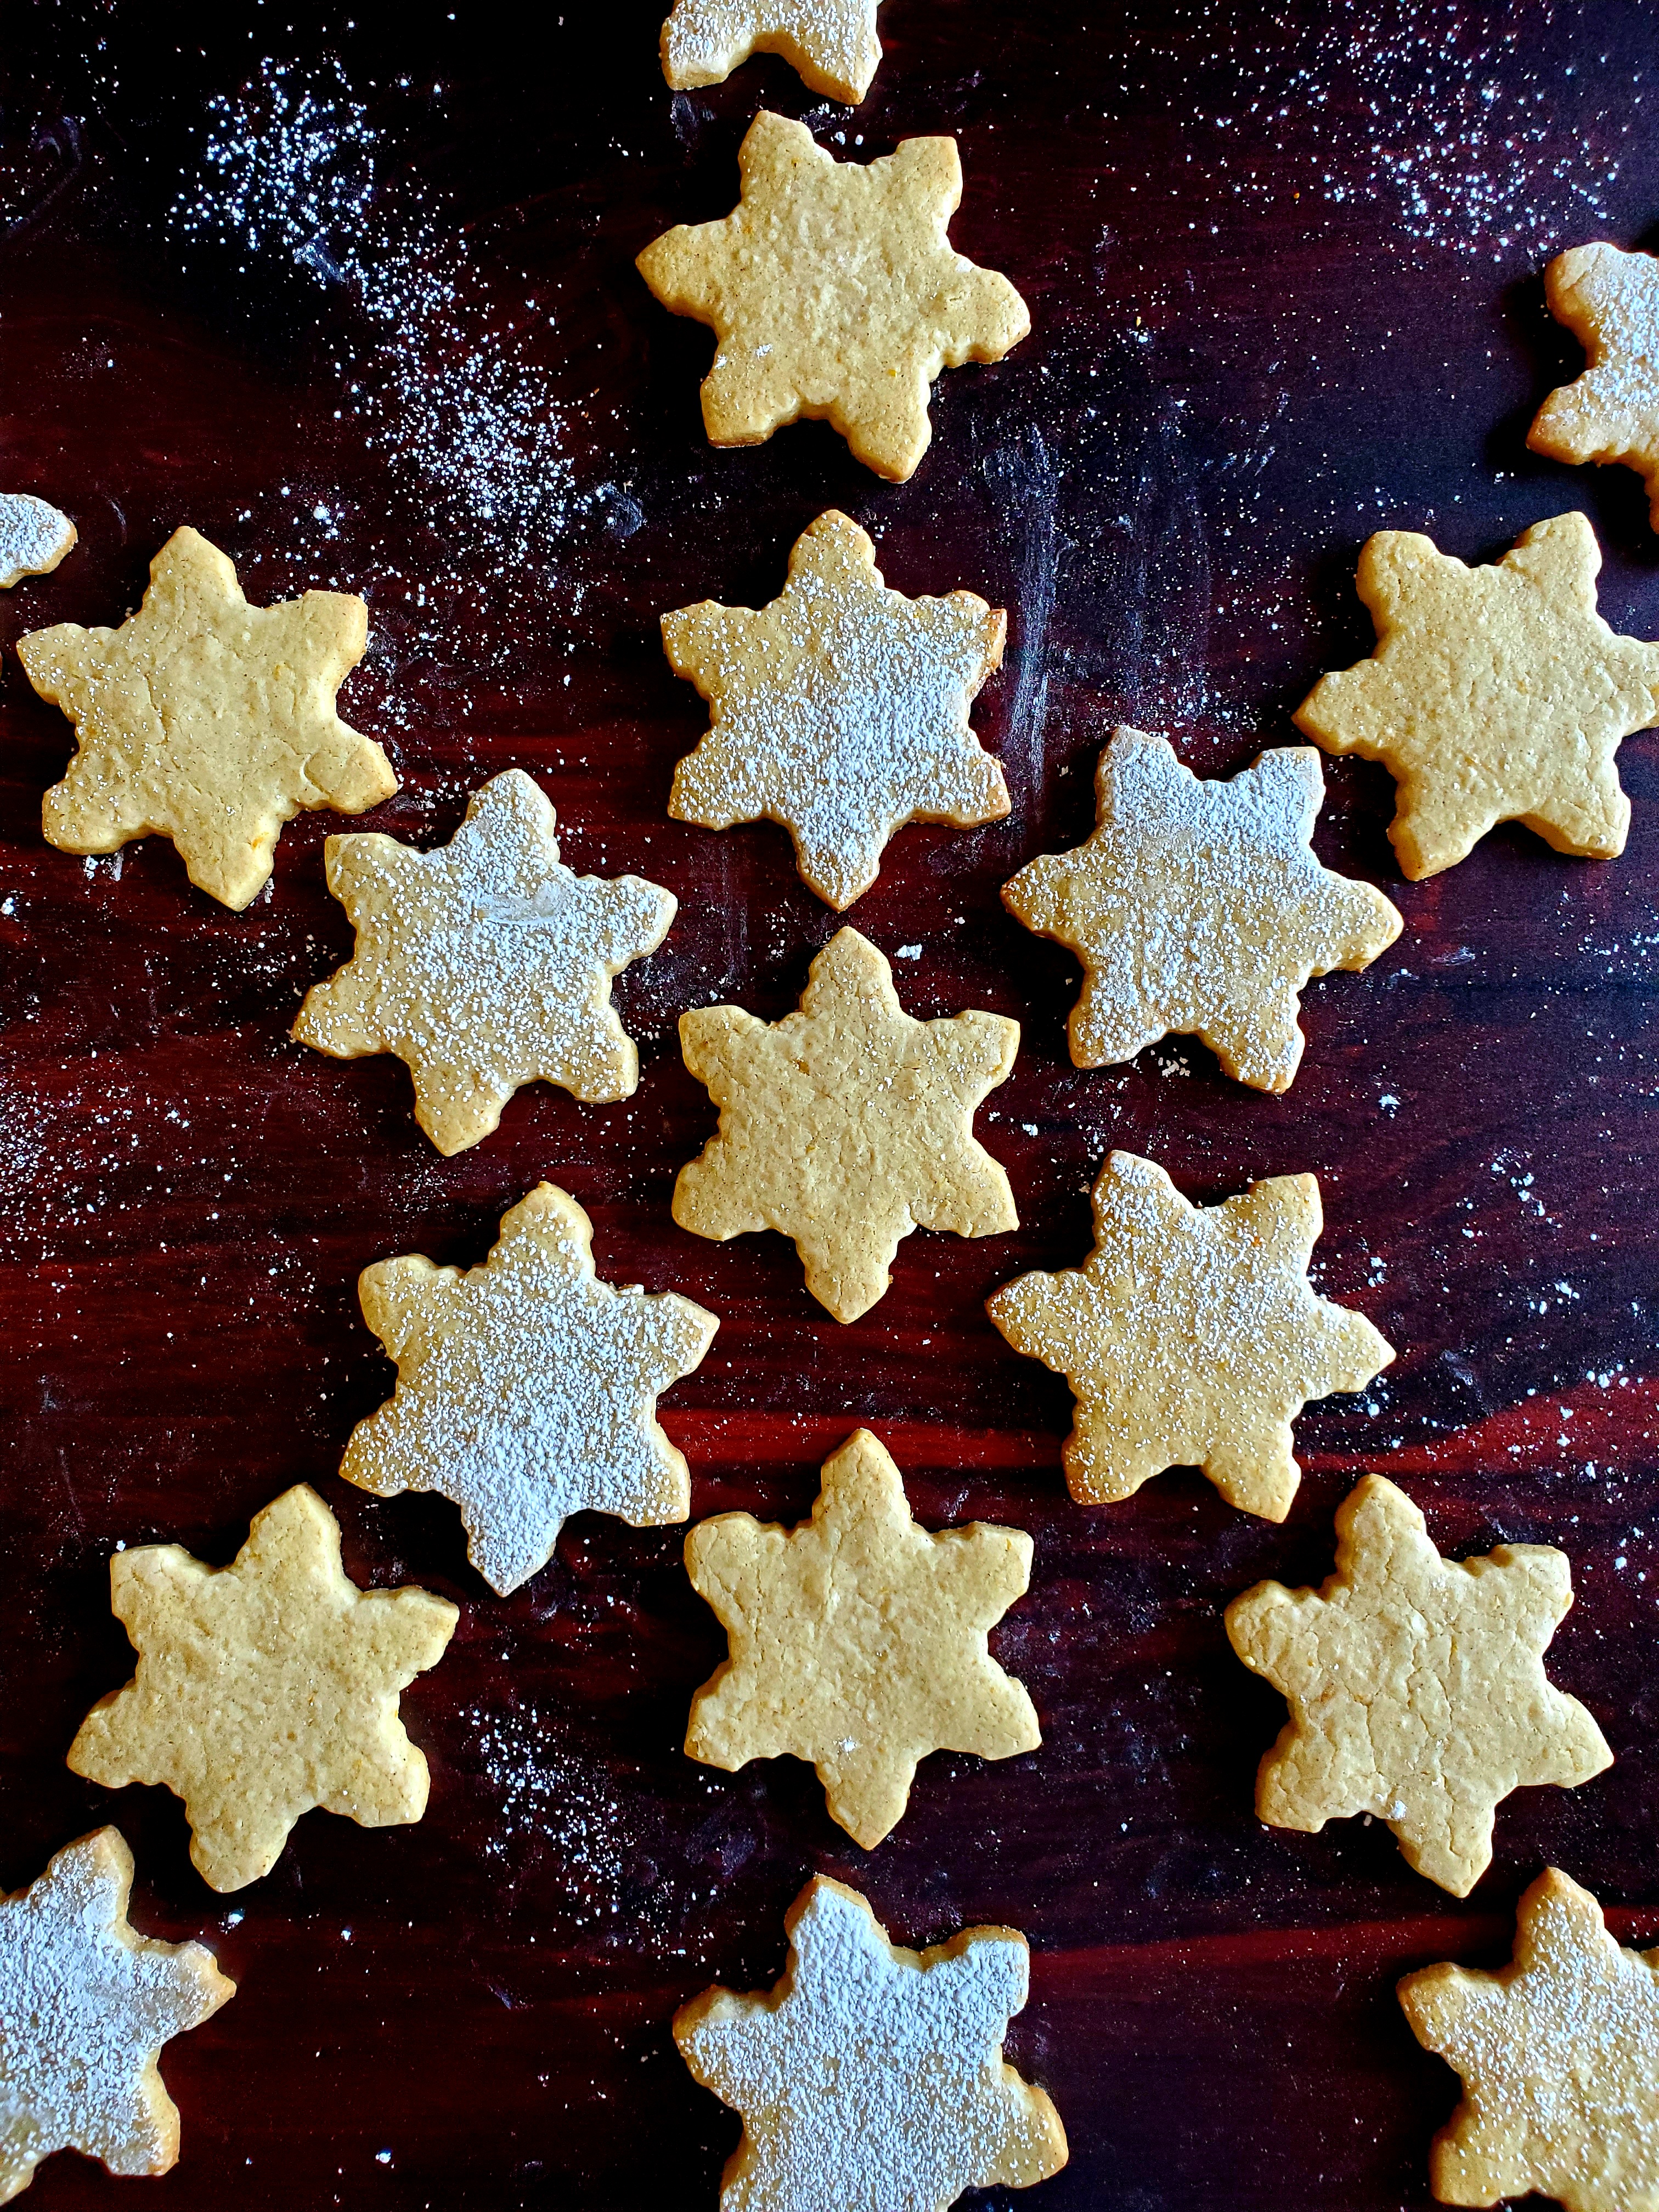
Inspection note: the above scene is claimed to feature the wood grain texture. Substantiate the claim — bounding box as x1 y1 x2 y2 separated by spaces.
0 1 1656 2204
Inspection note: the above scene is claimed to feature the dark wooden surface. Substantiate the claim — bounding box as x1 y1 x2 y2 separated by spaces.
1 2 1657 2205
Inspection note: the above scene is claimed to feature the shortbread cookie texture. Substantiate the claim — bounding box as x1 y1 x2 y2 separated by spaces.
987 1152 1391 1521
342 1182 718 1595
1227 1476 1611 1897
675 1876 1068 2212
1003 729 1401 1090
0 493 75 590
1531 241 1659 529
674 926 1019 1323
68 1485 458 1892
1400 1867 1659 2212
664 510 1009 910
685 1429 1039 1847
661 0 883 101
0 1829 233 2203
636 111 1029 482
293 771 675 1154
1294 511 1659 879
16 527 394 909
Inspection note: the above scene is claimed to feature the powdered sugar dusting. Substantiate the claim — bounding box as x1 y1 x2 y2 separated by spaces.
0 1830 232 2197
666 512 1008 911
661 0 883 103
676 1878 1064 2211
295 771 677 1154
0 494 75 590
342 1182 718 1594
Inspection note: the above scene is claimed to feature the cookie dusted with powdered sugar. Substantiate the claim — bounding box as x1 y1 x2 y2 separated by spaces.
661 0 883 103
675 1876 1067 2211
0 493 75 590
1531 241 1659 530
664 510 1009 910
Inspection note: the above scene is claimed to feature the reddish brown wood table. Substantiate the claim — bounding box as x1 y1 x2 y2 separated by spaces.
1 3 1656 2205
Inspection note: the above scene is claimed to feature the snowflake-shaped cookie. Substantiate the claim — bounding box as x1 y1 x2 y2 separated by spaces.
17 527 396 909
664 510 1009 910
661 0 883 103
294 770 676 1154
987 1151 1392 1521
675 1876 1068 2212
1400 1866 1659 2211
68 1485 458 1891
674 926 1019 1323
0 493 75 590
636 110 1029 481
1227 1476 1612 1895
342 1181 719 1595
1294 511 1659 879
0 1829 233 2203
1003 728 1402 1090
1530 241 1659 530
685 1428 1039 1846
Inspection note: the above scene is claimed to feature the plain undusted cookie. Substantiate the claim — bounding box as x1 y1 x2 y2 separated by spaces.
67 1484 458 1892
293 770 676 1153
636 110 1029 482
986 1152 1393 1521
1530 241 1659 530
1294 511 1659 879
16 527 396 909
674 1875 1068 2212
1002 728 1402 1090
1400 1867 1659 2212
0 1829 233 2203
1226 1475 1611 1896
674 925 1019 1323
664 509 1009 910
661 0 883 102
342 1181 718 1595
0 493 75 590
685 1428 1039 1847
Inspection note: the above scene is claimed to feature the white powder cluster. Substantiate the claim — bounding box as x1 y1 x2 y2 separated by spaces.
170 59 578 571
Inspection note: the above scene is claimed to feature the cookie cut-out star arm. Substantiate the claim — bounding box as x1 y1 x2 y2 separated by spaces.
1294 512 1659 879
661 0 884 101
636 112 1028 482
684 1429 1039 1846
1530 241 1659 531
1227 1476 1612 1895
0 493 76 590
18 528 395 910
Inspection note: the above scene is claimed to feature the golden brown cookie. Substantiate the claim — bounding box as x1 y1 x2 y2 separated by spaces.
292 770 676 1153
661 0 883 102
0 1829 234 2203
986 1151 1392 1521
1293 511 1659 879
685 1427 1039 1846
67 1484 458 1892
1530 241 1659 529
664 509 1009 910
673 925 1019 1322
1002 727 1402 1090
1226 1475 1612 1896
16 527 395 909
342 1181 718 1595
635 110 1029 482
1400 1866 1659 2211
674 1875 1068 2209
0 493 75 590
